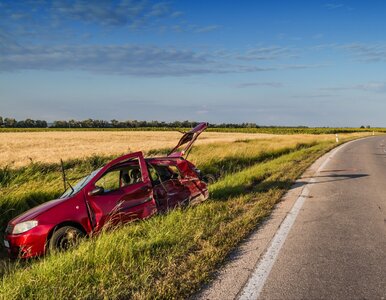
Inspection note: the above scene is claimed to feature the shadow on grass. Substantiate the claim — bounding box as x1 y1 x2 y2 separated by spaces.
200 142 317 181
210 173 369 201
210 178 293 201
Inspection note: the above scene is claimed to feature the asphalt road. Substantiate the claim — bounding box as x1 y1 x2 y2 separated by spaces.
257 136 386 299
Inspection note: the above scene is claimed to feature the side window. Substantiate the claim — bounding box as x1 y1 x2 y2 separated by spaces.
155 165 174 182
147 164 159 183
120 158 143 187
168 166 181 179
95 169 120 192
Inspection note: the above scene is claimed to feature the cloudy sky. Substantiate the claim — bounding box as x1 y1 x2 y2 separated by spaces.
1 0 386 126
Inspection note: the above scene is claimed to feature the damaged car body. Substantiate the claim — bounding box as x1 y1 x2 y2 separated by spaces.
4 123 209 258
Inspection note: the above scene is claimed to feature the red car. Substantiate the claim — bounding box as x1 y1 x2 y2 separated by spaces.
4 123 209 258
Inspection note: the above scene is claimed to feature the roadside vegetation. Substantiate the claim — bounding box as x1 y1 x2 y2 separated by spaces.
0 132 374 299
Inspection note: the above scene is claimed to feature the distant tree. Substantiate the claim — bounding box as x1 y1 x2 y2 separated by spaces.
52 120 69 128
0 116 3 127
360 125 365 128
68 119 79 128
4 117 16 127
24 118 36 127
16 120 26 128
366 125 371 129
35 120 47 128
111 119 119 128
81 119 94 128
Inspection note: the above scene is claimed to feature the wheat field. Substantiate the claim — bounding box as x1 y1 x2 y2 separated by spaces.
0 131 270 167
0 130 367 168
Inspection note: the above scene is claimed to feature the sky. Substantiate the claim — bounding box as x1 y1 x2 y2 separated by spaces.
1 0 386 126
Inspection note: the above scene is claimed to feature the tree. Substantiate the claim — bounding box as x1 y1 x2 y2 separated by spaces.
4 118 16 127
111 119 119 128
0 116 3 127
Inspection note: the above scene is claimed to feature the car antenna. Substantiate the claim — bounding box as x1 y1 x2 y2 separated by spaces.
60 159 74 193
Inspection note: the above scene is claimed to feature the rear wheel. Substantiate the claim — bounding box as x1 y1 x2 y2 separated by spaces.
48 226 84 253
203 174 216 185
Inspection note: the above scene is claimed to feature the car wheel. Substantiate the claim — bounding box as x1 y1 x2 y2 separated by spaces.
203 174 216 184
48 226 84 253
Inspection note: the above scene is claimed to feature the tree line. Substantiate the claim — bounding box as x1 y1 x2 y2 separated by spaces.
0 116 47 128
0 116 259 128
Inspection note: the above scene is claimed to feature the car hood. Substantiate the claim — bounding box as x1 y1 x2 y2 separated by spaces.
10 198 68 224
168 122 208 157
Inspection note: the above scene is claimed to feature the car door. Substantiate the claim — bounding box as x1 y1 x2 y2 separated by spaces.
84 152 157 231
147 162 190 210
164 165 191 208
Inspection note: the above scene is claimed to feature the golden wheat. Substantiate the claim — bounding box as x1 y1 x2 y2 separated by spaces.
0 131 367 168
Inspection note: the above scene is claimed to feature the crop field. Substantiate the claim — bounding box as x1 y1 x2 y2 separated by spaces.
0 130 376 299
0 131 279 168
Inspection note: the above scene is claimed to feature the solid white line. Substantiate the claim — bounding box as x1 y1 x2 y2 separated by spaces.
238 141 355 300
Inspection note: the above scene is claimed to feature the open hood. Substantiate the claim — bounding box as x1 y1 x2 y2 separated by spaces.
168 122 208 157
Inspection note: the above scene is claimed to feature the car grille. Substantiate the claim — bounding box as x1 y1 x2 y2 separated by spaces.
5 224 14 234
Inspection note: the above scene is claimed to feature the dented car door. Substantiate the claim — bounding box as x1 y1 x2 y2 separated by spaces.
84 152 157 231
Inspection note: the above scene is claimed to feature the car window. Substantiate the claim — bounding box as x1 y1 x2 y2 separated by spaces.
147 164 159 183
95 169 120 192
155 165 174 182
120 158 143 187
168 166 181 179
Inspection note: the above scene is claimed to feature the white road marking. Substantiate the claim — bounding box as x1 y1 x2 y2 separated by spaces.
238 141 357 300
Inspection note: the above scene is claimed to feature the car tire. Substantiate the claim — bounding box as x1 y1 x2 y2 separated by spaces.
48 226 84 253
203 174 216 184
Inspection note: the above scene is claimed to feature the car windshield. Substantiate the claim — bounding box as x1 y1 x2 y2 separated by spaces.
60 168 101 198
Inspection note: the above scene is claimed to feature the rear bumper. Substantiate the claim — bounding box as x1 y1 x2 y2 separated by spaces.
4 225 51 258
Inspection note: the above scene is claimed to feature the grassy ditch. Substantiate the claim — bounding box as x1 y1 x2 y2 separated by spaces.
0 135 336 232
0 134 370 299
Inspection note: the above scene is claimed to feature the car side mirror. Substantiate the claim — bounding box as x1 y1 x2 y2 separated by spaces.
88 186 104 196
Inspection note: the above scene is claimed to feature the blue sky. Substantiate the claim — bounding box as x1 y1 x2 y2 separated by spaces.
1 0 386 126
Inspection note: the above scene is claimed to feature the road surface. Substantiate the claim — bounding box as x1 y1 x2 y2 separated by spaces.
198 136 386 300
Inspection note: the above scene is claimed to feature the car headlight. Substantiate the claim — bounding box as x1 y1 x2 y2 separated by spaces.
12 220 38 234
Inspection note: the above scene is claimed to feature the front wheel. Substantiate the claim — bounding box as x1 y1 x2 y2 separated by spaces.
48 226 84 253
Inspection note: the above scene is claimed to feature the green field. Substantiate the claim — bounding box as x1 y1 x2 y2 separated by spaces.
0 133 376 299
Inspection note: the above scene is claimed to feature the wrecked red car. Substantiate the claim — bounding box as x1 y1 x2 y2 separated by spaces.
4 123 209 258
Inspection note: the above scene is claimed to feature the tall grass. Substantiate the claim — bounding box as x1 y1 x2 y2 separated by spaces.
0 137 326 232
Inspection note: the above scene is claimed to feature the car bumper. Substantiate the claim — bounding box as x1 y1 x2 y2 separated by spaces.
4 225 51 258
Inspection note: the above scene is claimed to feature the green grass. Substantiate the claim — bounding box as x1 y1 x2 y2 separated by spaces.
0 138 322 232
0 134 371 299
